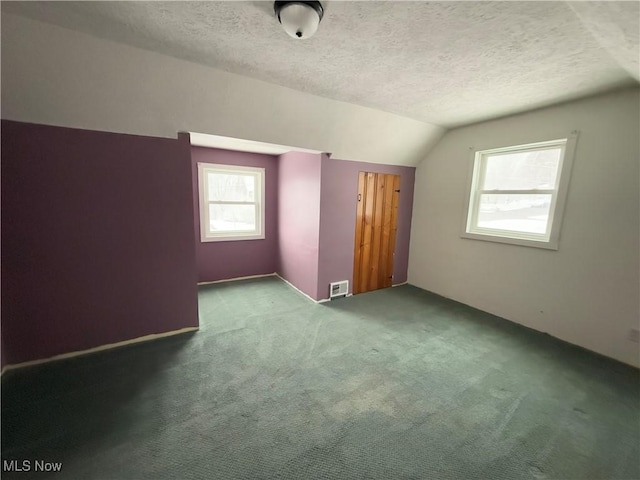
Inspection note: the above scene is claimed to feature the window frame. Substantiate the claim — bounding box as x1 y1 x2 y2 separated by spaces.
461 132 578 250
197 163 265 242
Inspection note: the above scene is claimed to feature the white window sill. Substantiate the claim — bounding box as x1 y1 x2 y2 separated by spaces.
201 234 265 243
461 231 558 250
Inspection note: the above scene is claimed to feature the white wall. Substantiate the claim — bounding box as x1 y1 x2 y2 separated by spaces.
409 88 640 367
0 13 444 167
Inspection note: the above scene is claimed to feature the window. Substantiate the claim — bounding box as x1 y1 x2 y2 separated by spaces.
462 134 577 249
197 163 265 242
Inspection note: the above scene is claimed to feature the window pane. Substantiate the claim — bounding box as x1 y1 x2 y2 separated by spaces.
476 194 552 234
483 148 561 190
208 204 256 233
207 173 256 202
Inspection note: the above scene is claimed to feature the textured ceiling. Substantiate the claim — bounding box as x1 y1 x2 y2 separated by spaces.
3 1 638 127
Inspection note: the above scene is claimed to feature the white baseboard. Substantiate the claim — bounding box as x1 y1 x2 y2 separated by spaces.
198 273 276 286
392 282 408 287
1 326 199 374
199 272 350 304
274 274 328 304
319 293 353 303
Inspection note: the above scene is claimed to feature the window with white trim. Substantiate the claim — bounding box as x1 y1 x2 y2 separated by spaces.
197 163 265 242
462 134 577 250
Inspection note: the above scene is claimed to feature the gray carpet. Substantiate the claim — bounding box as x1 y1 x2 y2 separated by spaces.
2 277 639 479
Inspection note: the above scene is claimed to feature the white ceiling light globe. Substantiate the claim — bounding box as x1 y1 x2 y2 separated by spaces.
277 2 323 39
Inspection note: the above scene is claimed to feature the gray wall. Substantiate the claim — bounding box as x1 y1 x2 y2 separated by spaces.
409 88 640 367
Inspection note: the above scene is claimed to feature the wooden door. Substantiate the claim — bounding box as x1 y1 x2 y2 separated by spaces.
353 172 400 294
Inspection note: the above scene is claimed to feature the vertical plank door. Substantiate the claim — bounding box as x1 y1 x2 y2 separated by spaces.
353 172 400 294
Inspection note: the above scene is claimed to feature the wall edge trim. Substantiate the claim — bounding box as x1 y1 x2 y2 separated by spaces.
1 326 199 374
408 283 640 369
197 273 277 286
275 274 327 303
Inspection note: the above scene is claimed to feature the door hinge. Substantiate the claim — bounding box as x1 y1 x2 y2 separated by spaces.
395 189 400 192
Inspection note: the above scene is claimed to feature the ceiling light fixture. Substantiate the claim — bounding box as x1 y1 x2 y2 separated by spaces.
274 1 324 40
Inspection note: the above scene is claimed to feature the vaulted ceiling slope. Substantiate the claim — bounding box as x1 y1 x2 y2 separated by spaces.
3 1 638 128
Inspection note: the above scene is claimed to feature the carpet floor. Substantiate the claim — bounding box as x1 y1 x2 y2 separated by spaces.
2 277 639 479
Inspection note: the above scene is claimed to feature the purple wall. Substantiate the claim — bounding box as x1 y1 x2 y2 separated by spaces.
1 121 199 365
318 155 416 299
277 152 322 299
191 147 278 283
